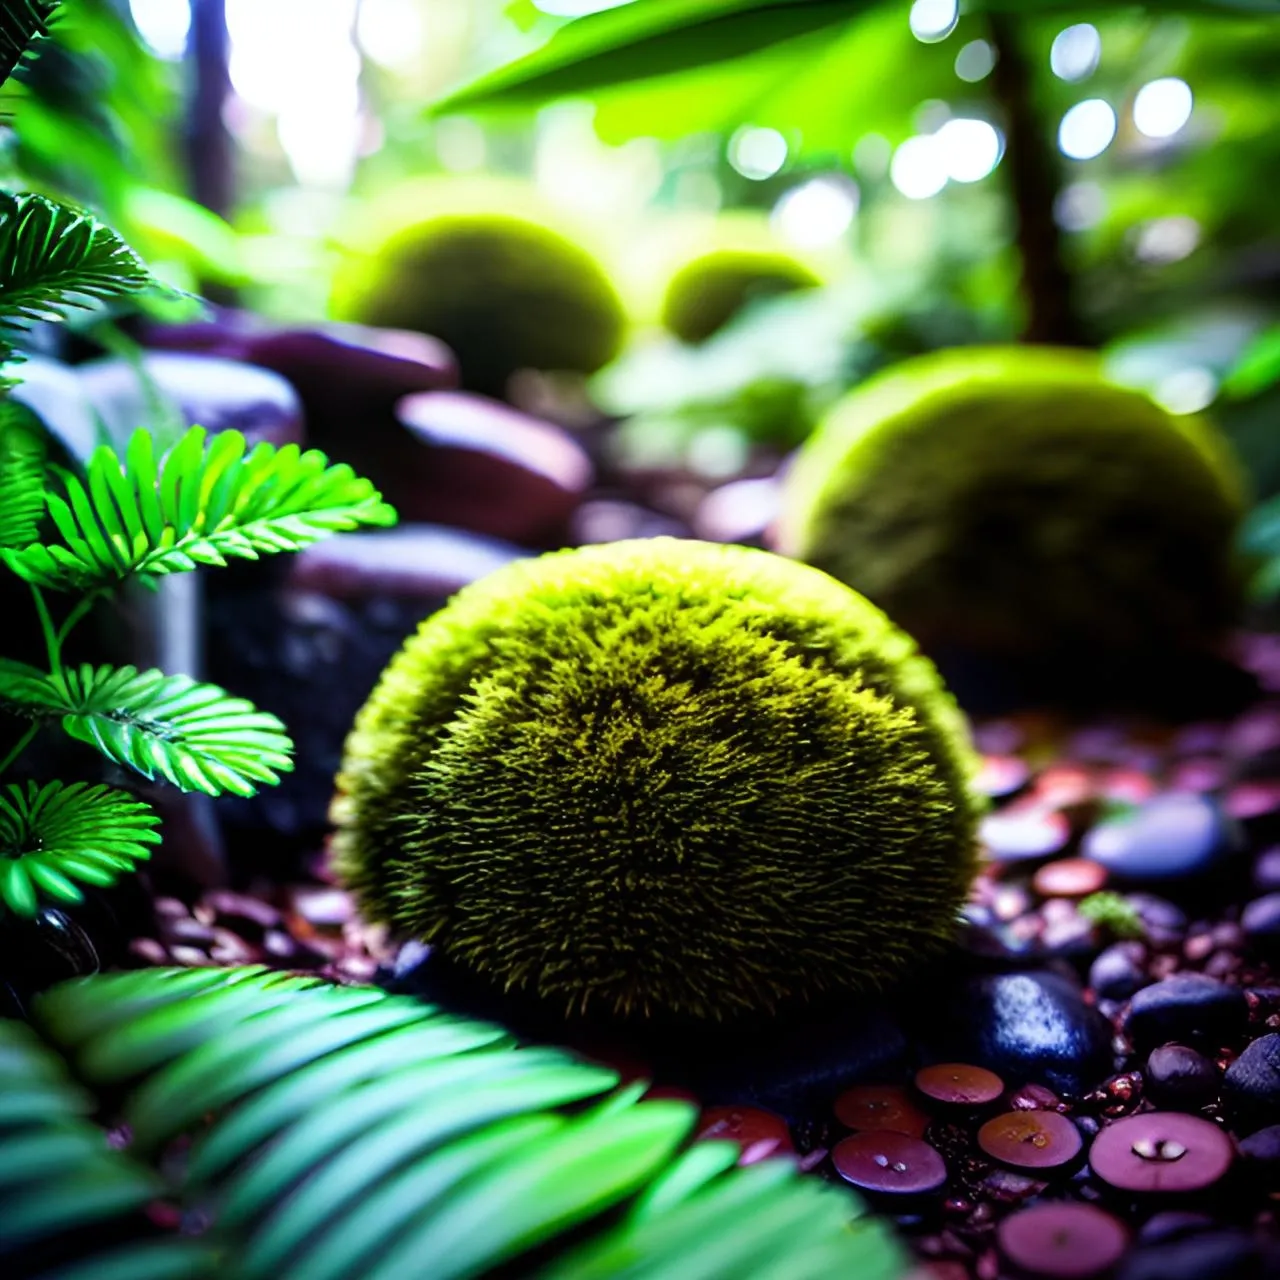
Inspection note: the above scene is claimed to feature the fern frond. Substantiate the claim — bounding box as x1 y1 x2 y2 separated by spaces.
0 1 61 89
2 425 397 591
14 967 908 1280
0 397 47 548
0 779 160 916
0 193 153 347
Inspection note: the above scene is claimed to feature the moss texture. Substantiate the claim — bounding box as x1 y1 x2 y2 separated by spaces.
780 346 1247 664
334 211 625 398
332 539 981 1023
661 249 821 345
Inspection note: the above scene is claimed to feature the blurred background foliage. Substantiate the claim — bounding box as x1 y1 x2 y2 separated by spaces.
9 0 1280 555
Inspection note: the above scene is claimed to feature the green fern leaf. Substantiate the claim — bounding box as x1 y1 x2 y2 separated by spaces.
2 425 397 591
0 193 154 345
0 780 160 916
0 398 47 549
0 1 61 89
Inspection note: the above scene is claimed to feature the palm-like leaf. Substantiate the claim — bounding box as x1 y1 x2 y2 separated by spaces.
0 0 61 89
0 779 160 915
0 660 294 796
2 425 397 592
3 966 907 1279
0 192 154 346
0 397 47 549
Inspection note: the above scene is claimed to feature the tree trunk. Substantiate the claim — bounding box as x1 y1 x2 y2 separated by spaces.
184 0 234 221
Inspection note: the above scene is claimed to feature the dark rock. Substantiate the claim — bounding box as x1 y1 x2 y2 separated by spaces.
920 970 1113 1097
1089 942 1147 1001
1242 893 1280 962
1126 893 1189 947
569 499 690 545
1137 1211 1216 1245
394 391 593 542
1081 793 1239 885
285 525 524 602
1144 1044 1220 1111
1223 1033 1280 1136
1255 846 1280 892
1238 1123 1280 1181
1118 1232 1264 1280
1124 974 1249 1053
78 353 305 449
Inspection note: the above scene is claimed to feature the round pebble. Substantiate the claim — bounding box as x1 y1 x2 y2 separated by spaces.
1089 942 1146 1002
981 808 1071 862
1081 793 1232 883
1254 846 1280 892
1225 779 1280 823
1241 892 1280 962
1144 1044 1219 1113
975 754 1032 799
696 1106 793 1162
997 1202 1128 1279
1089 1112 1234 1193
833 1084 929 1138
1222 1032 1280 1137
915 1063 1004 1107
831 1131 947 1196
1033 858 1109 899
977 1109 1083 1171
1123 974 1249 1053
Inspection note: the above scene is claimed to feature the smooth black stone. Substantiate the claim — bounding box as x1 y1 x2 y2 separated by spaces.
918 970 1113 1097
1242 893 1280 962
1126 893 1189 946
1144 1043 1220 1111
1224 1033 1280 1137
1124 974 1249 1053
1090 942 1147 1001
1238 1123 1280 1179
1118 1232 1266 1280
1081 793 1239 885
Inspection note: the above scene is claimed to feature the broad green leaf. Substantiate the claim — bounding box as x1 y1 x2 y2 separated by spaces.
2 425 396 592
0 780 160 916
0 1 60 89
0 398 47 549
1226 323 1280 399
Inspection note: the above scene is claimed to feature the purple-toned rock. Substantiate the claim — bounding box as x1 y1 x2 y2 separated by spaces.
693 476 781 546
1089 941 1147 1001
1123 974 1249 1053
1144 1044 1219 1112
9 356 100 461
1081 793 1238 885
1223 1033 1280 1136
286 525 524 603
570 500 690 545
78 353 304 449
1243 892 1280 962
394 391 593 542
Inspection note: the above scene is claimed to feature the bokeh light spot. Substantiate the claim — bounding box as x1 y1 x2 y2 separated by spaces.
1058 99 1117 161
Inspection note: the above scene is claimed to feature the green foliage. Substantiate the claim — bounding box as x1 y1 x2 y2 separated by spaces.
0 0 60 87
0 965 906 1278
661 249 822 345
0 192 154 356
0 399 47 548
1079 891 1146 941
780 347 1247 666
333 209 626 398
434 0 1280 116
0 780 160 916
334 538 981 1022
1241 494 1280 602
1 424 396 591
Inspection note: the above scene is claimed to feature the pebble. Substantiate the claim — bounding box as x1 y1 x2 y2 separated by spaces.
915 1064 1004 1108
1081 793 1234 884
834 1084 930 1139
1222 1032 1280 1136
1237 1123 1280 1180
1117 1231 1263 1280
696 1106 793 1164
976 1110 1082 1171
1089 942 1147 1001
1033 858 1109 899
832 1131 948 1196
1254 846 1280 892
980 808 1070 863
1123 974 1250 1053
973 755 1031 800
1241 893 1280 962
1089 1112 1234 1193
997 1202 1128 1279
1125 894 1188 947
927 972 1113 1097
1143 1045 1219 1112
692 476 780 546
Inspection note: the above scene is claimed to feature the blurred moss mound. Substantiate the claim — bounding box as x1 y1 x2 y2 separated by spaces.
780 346 1246 670
661 248 821 345
334 208 626 398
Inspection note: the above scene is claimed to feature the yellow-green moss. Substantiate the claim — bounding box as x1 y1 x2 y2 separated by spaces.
334 212 625 398
780 346 1247 662
661 249 821 345
332 539 981 1023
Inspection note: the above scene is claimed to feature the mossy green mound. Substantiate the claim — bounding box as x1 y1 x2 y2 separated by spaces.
780 347 1246 663
334 211 625 398
333 539 980 1023
661 249 821 345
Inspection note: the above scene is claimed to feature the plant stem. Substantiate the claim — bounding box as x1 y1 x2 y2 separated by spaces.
986 13 1088 347
29 582 61 674
56 594 99 649
0 723 37 777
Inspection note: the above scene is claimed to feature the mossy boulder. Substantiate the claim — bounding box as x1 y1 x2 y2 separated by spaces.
780 347 1246 668
333 539 980 1023
661 249 821 345
333 212 625 398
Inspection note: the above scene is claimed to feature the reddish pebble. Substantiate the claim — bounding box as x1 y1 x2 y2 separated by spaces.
1099 768 1157 804
1033 858 1109 899
916 1063 1004 1107
1008 1083 1062 1112
1226 780 1280 822
1033 764 1096 809
696 1106 793 1164
975 755 1031 799
1089 1111 1234 1193
834 1084 930 1138
832 1131 947 1195
977 1109 1083 1171
997 1202 1128 1278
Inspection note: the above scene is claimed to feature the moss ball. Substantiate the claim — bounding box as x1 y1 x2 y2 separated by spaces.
334 211 626 398
332 539 980 1023
661 249 821 345
780 346 1246 664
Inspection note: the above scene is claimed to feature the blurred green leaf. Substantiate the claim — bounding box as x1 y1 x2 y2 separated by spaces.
1225 324 1280 399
